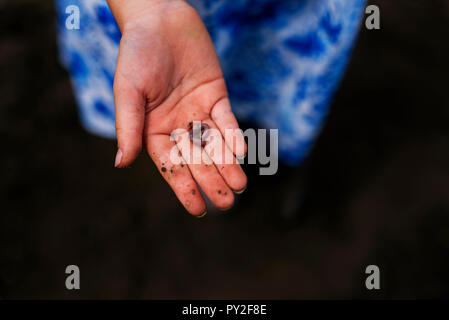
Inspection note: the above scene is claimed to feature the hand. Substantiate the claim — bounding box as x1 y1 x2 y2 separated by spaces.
109 0 247 216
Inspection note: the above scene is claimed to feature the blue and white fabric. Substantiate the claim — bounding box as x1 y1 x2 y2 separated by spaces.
55 0 366 165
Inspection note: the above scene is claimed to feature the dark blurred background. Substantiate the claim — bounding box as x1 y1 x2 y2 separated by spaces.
1 0 448 299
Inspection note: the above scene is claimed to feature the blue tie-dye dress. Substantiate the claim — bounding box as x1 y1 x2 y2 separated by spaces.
55 0 366 165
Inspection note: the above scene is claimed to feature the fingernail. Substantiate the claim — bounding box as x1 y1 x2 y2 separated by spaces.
197 210 207 218
114 149 123 167
218 205 233 212
235 186 246 194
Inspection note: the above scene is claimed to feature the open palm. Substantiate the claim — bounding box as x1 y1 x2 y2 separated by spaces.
113 2 247 216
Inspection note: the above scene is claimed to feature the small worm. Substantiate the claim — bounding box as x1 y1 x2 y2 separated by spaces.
189 122 210 147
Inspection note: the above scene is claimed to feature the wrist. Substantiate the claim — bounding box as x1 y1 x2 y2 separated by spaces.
107 0 186 32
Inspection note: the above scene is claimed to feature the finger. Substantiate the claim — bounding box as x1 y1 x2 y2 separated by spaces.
146 134 207 216
211 98 247 158
202 120 247 193
173 129 235 210
113 66 145 168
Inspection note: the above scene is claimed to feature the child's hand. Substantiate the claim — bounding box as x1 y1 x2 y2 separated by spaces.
109 0 247 216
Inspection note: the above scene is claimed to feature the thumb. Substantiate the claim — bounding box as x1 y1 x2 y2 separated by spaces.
113 76 145 168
